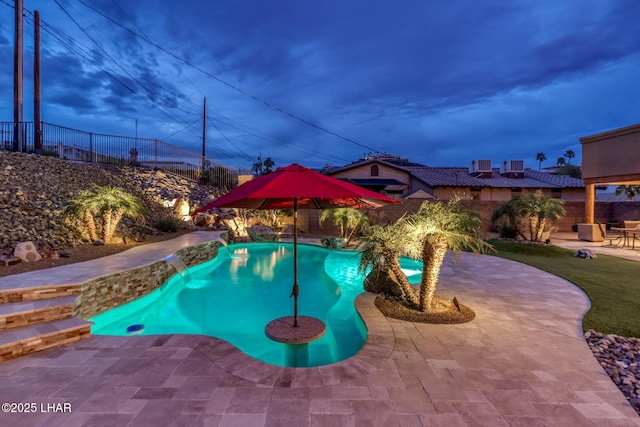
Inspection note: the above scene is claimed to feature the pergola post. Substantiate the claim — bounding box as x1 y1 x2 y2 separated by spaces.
585 183 595 224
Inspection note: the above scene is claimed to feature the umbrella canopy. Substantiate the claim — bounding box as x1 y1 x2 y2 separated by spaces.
193 164 400 331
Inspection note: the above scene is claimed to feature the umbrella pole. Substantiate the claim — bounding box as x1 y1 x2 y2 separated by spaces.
291 198 299 327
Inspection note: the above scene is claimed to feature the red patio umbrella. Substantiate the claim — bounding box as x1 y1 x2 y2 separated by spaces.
193 164 400 331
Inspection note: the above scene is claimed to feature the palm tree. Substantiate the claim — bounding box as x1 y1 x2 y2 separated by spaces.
407 198 493 312
556 157 566 166
614 185 640 201
522 190 565 242
62 188 101 242
536 152 546 170
564 150 575 165
490 196 528 240
319 208 369 245
358 221 421 307
63 185 145 244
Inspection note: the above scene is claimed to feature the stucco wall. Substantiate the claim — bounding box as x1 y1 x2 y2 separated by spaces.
581 123 640 183
330 163 410 184
75 241 219 319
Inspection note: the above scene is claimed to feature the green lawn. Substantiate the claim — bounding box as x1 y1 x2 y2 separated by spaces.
487 239 640 338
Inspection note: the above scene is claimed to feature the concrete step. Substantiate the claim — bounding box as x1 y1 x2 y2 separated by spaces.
0 317 92 362
0 283 81 304
0 295 78 330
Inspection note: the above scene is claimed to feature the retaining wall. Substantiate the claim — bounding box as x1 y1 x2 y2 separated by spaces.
75 241 219 319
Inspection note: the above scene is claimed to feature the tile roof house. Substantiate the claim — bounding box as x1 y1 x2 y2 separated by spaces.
326 155 585 202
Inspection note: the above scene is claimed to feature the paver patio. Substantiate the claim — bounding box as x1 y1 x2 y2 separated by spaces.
0 232 638 426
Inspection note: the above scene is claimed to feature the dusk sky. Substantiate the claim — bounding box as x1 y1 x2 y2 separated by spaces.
1 0 640 170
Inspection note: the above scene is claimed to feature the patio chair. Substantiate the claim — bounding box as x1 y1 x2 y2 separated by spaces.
597 222 621 247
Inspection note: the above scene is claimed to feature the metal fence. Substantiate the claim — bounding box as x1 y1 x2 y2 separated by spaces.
1 121 250 190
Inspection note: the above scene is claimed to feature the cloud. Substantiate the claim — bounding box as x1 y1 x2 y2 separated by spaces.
2 0 640 170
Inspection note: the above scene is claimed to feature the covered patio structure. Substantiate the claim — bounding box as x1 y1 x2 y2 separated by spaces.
579 123 640 240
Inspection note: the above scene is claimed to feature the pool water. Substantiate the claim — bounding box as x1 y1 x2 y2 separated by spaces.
90 242 423 367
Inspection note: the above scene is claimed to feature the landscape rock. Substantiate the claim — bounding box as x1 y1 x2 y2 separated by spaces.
0 151 224 250
585 329 640 415
13 241 42 262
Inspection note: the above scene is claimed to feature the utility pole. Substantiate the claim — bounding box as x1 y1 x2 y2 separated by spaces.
201 97 207 178
34 10 42 151
14 0 24 152
202 97 207 159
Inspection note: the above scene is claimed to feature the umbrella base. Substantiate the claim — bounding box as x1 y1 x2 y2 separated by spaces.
265 316 326 344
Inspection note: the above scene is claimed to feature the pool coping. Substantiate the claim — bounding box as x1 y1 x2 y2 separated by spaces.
186 292 394 386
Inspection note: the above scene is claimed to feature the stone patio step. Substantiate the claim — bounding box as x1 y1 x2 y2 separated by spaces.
0 295 78 330
0 317 92 362
0 283 81 304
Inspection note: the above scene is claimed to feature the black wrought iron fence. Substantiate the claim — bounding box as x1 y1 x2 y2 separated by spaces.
0 122 250 190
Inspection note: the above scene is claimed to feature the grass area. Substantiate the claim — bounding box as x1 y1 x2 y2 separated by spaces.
487 239 640 337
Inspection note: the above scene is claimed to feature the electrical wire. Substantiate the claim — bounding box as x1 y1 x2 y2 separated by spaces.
3 0 360 167
75 0 382 154
53 0 199 127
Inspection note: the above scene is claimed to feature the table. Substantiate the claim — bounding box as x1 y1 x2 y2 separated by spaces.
611 227 640 249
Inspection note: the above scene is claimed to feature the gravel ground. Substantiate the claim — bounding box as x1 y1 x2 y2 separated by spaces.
585 330 640 415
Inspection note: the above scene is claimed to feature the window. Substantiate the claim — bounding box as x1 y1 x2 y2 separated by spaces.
370 165 379 176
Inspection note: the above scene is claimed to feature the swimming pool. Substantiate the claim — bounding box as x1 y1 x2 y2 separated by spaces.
90 242 423 367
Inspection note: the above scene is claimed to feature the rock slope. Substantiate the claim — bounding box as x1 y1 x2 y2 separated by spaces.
0 151 219 249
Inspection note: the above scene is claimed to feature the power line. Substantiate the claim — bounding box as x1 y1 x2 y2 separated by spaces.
75 0 382 154
159 118 201 141
206 116 254 163
207 111 351 164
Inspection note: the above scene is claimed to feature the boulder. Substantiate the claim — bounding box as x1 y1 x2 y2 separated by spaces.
247 225 277 241
14 241 42 262
193 212 216 227
321 237 347 249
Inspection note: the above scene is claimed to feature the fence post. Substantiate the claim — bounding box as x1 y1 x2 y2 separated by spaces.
154 139 158 169
89 132 93 162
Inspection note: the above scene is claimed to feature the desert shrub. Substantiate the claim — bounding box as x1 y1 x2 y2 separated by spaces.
155 217 179 232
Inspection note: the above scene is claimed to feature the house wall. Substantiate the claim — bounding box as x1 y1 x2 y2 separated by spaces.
330 163 411 184
485 188 511 201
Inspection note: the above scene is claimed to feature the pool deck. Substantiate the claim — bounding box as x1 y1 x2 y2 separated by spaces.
0 232 639 426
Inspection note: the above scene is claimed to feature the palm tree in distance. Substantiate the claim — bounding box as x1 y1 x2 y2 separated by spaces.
557 157 566 166
564 149 575 165
523 190 565 242
63 185 145 243
615 185 640 201
536 152 546 170
319 208 369 245
491 190 565 242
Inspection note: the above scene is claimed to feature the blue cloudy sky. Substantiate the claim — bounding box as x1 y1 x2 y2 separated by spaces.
1 0 639 170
